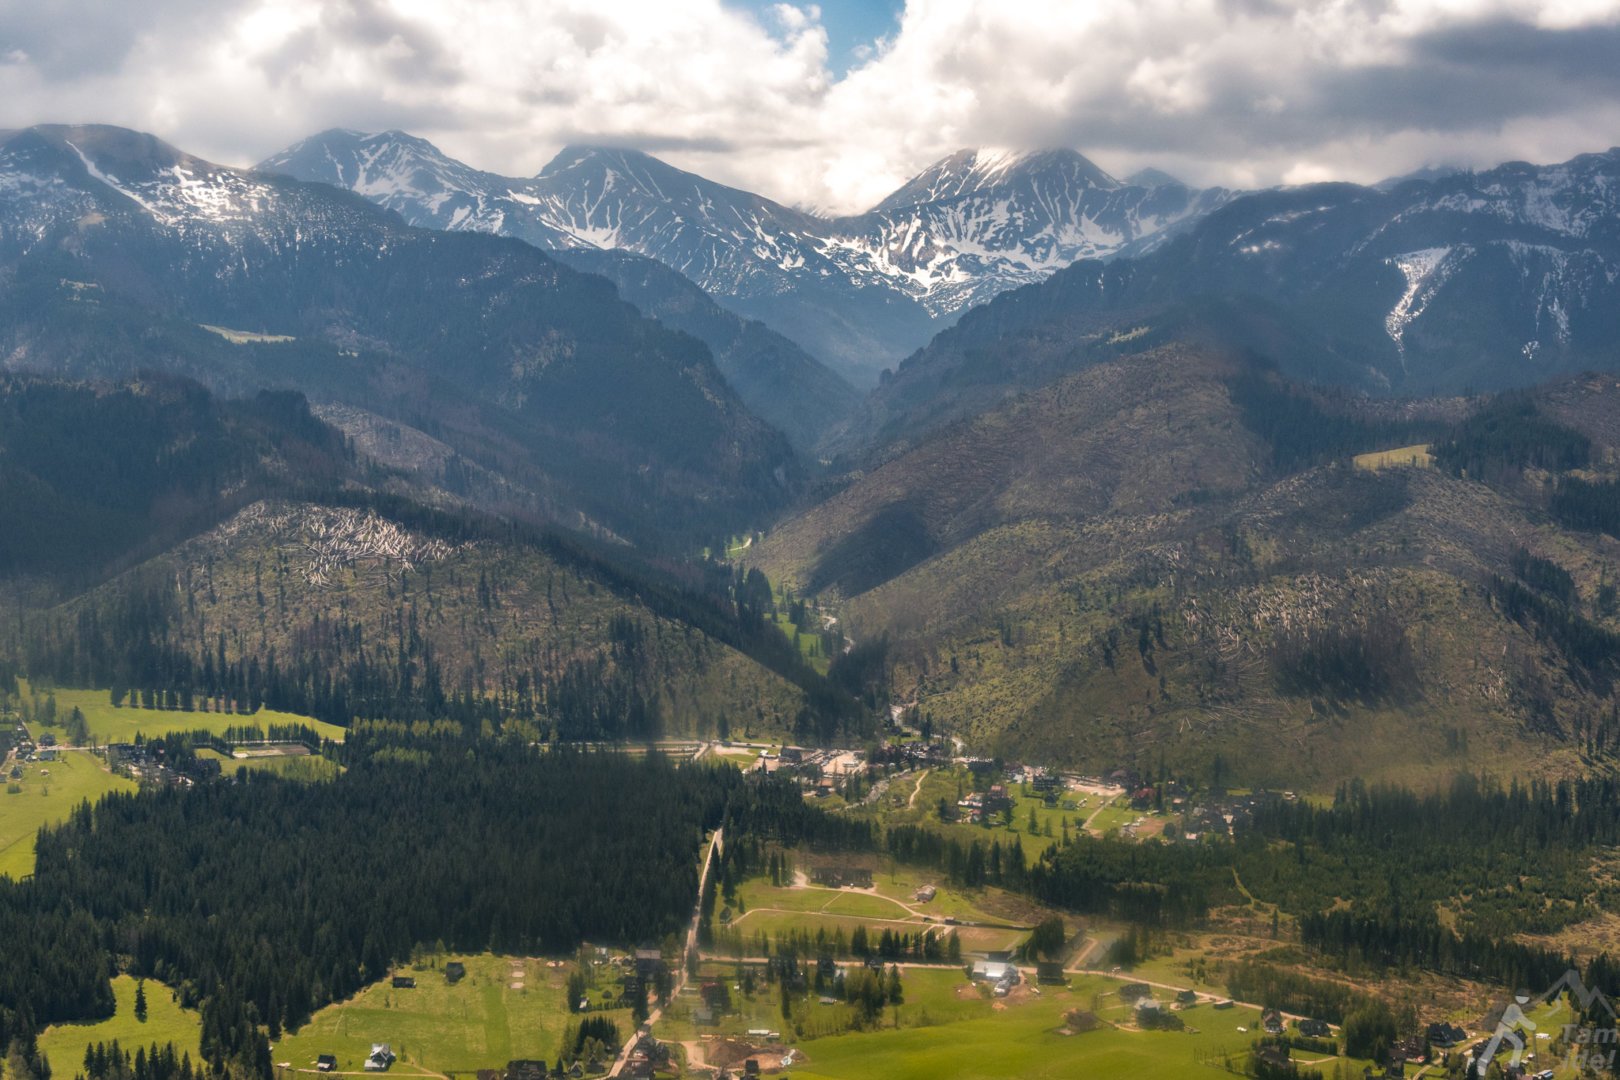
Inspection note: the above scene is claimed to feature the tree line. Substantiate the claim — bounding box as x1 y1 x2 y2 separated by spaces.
0 746 849 1079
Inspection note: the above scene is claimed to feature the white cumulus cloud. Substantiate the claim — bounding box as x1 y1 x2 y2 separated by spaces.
0 0 1617 211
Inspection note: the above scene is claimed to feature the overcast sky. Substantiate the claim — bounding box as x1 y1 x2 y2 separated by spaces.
2 0 1618 213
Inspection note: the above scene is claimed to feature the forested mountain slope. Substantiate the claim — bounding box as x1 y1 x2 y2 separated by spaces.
0 124 797 551
838 148 1620 460
0 374 351 581
549 248 859 455
0 374 858 743
753 348 1620 786
20 499 814 742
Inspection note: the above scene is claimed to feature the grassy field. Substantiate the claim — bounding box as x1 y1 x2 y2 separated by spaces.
666 966 999 1046
39 976 202 1068
670 967 1371 1080
1085 803 1147 835
736 869 1013 928
196 747 341 782
770 614 832 675
0 750 135 879
788 973 1354 1080
275 954 627 1074
26 684 347 745
856 767 1155 862
1352 444 1434 471
729 909 1024 956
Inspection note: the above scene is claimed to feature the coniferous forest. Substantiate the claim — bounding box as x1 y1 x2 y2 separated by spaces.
0 748 852 1080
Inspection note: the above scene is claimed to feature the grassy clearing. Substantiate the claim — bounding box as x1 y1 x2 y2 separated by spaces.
196 747 341 782
1085 803 1146 835
0 750 134 879
669 962 1385 1080
860 767 1139 862
735 870 1009 928
1352 444 1433 471
39 976 202 1068
275 954 626 1075
666 967 996 1046
820 892 919 920
30 685 346 745
770 614 832 675
788 973 1356 1080
729 910 1023 956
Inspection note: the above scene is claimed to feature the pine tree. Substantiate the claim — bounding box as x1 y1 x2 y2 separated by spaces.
135 979 148 1022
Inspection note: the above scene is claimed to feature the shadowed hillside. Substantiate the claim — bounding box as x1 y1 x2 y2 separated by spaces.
753 350 1620 786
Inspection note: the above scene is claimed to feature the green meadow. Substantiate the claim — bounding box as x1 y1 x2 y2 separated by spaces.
771 614 832 675
789 974 1352 1080
28 684 346 745
0 750 134 879
39 976 202 1069
735 871 1010 928
275 954 626 1074
195 747 341 782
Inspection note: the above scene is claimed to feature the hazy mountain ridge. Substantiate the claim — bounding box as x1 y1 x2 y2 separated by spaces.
544 247 860 454
0 372 353 582
261 132 1233 381
0 124 798 550
0 368 842 742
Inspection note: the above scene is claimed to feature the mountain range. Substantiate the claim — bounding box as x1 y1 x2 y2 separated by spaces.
260 131 1233 384
0 124 796 550
836 147 1620 459
751 345 1620 785
6 120 1620 779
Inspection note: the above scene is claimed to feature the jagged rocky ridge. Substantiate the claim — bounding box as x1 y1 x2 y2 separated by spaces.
261 131 1233 382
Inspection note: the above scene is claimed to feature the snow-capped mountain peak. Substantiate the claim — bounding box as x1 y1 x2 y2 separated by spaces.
870 147 1119 214
262 133 1234 379
1 124 295 231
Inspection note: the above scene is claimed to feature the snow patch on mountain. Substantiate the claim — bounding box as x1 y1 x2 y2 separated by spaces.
262 132 1236 326
1385 246 1464 364
65 139 165 219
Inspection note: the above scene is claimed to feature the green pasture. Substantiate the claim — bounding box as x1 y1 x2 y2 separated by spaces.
276 954 625 1074
0 750 134 879
27 684 346 745
39 976 202 1068
790 974 1346 1080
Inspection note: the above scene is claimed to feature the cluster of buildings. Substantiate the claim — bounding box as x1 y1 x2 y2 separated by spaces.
808 866 874 889
501 1055 611 1080
955 783 1013 823
103 742 221 786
